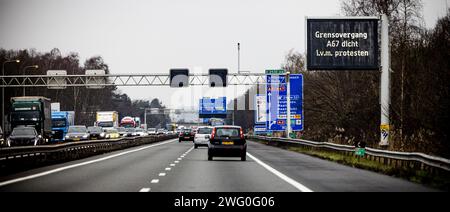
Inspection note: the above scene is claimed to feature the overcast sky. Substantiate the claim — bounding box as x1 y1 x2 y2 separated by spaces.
1 0 448 109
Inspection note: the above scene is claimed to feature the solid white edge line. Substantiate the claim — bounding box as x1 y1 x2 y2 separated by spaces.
139 188 151 192
247 152 313 192
0 139 177 187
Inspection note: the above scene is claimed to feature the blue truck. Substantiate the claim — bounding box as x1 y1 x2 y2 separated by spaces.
51 111 75 142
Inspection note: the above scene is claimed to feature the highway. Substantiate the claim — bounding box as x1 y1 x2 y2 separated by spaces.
0 139 436 192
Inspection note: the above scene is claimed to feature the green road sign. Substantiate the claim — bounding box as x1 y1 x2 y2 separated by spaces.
289 132 296 139
355 148 366 157
265 69 286 75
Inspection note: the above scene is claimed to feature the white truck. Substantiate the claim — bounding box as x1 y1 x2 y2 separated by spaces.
96 111 119 129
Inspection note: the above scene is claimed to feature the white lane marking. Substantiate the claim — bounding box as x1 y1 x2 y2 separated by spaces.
0 139 177 187
174 161 179 163
159 173 166 177
151 179 159 183
247 153 313 192
139 188 151 192
170 164 175 166
177 158 182 160
165 167 171 171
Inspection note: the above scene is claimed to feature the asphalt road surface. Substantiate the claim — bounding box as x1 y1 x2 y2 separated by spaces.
0 139 437 192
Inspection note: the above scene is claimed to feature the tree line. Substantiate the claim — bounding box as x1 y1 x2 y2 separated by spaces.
0 48 170 131
283 1 449 158
232 0 449 158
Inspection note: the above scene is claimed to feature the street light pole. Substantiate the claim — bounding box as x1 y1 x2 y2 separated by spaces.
144 108 147 130
238 43 240 74
2 59 20 132
138 107 149 130
234 43 241 125
22 65 39 96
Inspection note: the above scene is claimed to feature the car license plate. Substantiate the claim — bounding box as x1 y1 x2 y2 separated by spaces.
73 138 80 141
222 141 234 145
184 137 190 139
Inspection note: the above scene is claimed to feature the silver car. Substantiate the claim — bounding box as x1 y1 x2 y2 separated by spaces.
147 128 157 135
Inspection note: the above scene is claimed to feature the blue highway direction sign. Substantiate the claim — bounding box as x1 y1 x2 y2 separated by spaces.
266 74 303 132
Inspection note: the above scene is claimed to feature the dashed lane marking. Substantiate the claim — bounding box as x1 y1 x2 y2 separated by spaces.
0 139 177 187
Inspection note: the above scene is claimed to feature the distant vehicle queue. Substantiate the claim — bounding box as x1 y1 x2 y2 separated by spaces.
2 96 175 147
3 95 241 159
5 98 247 162
177 121 247 161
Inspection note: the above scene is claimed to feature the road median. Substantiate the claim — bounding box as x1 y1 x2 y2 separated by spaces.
0 135 177 175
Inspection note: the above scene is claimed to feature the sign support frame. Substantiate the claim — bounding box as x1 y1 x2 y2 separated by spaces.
286 72 291 138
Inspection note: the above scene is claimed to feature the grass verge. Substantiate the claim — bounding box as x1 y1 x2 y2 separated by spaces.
256 140 450 191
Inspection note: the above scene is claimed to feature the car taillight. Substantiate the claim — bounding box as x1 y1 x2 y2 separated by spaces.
240 128 244 139
211 128 216 140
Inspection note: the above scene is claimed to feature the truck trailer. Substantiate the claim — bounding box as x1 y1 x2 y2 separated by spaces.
96 111 119 128
10 96 52 141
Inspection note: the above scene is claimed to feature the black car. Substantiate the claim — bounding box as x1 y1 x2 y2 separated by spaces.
179 128 194 142
7 126 43 147
208 126 247 161
126 128 136 137
87 126 104 139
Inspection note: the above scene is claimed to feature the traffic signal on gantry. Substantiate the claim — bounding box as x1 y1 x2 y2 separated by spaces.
170 69 189 87
209 69 228 87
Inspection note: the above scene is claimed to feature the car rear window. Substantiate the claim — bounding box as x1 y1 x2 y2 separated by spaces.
69 126 87 133
88 127 102 133
12 128 36 136
198 128 212 134
215 128 240 137
106 129 118 133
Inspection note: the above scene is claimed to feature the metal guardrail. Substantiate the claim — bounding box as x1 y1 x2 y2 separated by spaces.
0 134 177 172
248 135 450 172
